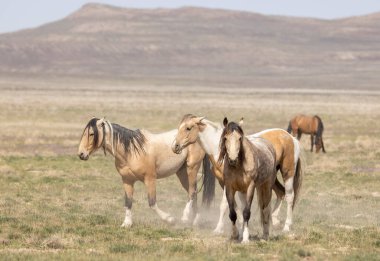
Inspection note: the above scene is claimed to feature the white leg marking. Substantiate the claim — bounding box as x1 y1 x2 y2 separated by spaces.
242 223 250 244
192 213 200 227
213 187 228 234
121 208 133 228
272 198 283 227
283 177 294 232
181 200 193 223
151 204 175 224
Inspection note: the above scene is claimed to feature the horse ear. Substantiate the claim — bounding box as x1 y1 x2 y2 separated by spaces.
239 117 244 127
194 116 205 125
98 118 105 127
223 117 228 127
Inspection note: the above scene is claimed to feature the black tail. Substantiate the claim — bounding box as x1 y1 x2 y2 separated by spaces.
287 121 292 134
314 115 324 145
202 154 215 208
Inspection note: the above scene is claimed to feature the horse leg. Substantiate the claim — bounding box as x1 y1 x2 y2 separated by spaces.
258 182 272 240
187 160 201 226
322 138 326 153
283 175 294 232
297 130 302 140
213 186 229 234
176 165 193 224
271 177 285 227
145 176 175 224
121 180 134 228
226 186 238 241
310 135 314 152
242 182 255 244
236 192 246 226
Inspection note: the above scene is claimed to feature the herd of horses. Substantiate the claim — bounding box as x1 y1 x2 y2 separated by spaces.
77 114 325 243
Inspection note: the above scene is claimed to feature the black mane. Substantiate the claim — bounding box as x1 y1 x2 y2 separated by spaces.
112 123 146 155
83 118 146 155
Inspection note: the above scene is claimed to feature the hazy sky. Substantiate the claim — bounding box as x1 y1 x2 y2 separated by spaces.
1 0 380 33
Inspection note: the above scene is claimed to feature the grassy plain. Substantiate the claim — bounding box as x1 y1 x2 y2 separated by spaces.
0 76 379 260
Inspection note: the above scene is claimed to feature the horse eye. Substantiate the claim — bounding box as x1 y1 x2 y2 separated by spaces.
89 133 94 136
186 126 192 131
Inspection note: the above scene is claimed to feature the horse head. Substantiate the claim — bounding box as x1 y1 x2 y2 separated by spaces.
172 114 205 154
219 118 244 167
78 117 106 160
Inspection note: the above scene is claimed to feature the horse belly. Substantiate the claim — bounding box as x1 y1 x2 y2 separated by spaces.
156 152 187 178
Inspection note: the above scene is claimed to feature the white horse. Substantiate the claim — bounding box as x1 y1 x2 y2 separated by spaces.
172 115 303 233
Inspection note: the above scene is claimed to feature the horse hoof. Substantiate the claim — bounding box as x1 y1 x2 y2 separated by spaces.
282 225 290 232
166 216 175 224
181 217 189 224
241 238 250 244
192 214 200 227
213 227 224 235
230 234 239 241
261 234 269 241
272 218 281 227
121 222 132 228
231 228 239 241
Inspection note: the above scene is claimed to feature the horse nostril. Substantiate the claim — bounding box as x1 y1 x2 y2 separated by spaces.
79 152 84 159
229 159 237 166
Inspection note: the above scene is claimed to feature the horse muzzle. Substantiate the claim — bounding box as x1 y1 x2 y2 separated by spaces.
78 152 89 161
228 158 238 166
172 143 183 154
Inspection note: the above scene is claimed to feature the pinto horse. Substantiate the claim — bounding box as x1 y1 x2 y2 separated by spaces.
172 114 303 233
219 119 277 242
287 114 326 153
77 118 214 227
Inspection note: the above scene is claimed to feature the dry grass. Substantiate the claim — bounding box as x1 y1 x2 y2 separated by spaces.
0 76 379 260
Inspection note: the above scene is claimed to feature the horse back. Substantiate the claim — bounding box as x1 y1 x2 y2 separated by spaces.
294 115 315 134
250 128 294 167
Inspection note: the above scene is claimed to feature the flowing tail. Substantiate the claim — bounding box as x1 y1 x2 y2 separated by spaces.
292 151 304 209
287 121 292 134
202 154 215 207
314 115 324 144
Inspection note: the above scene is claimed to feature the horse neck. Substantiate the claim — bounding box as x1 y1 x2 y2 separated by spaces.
198 121 223 162
241 137 255 173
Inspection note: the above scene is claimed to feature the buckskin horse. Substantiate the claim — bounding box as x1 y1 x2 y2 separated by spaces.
78 117 214 227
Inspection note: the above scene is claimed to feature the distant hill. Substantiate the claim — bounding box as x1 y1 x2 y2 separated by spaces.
1 3 380 89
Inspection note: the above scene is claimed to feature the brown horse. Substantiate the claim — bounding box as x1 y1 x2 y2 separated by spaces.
219 119 277 242
77 118 214 227
287 114 326 153
172 114 303 233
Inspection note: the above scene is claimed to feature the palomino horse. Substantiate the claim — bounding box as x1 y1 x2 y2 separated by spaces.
77 118 214 227
172 114 303 233
219 119 276 242
287 114 326 153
